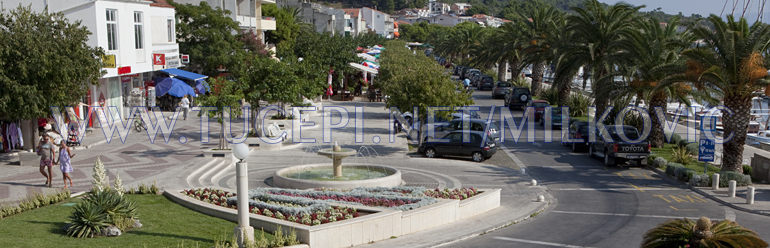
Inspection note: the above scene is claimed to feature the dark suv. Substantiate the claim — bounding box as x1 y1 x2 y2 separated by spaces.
588 125 651 166
505 87 531 110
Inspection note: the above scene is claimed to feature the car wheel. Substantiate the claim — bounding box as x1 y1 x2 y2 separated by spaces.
604 152 615 166
425 148 437 158
471 152 484 162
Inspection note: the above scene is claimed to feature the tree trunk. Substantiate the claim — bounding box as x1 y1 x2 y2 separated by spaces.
722 95 752 173
648 91 668 148
497 61 507 82
556 74 573 106
531 62 546 96
218 112 227 150
509 58 522 79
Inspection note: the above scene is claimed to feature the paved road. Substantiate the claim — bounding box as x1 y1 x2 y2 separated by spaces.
451 90 770 247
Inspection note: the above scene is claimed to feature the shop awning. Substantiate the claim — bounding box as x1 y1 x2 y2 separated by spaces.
160 68 208 82
349 62 378 74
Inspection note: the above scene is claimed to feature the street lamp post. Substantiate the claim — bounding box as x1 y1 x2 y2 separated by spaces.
232 143 253 248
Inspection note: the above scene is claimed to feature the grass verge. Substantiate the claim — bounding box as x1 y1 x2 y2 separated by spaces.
0 194 274 247
651 143 720 175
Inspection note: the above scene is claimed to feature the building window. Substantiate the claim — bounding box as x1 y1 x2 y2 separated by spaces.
106 9 118 50
133 12 143 49
167 19 174 42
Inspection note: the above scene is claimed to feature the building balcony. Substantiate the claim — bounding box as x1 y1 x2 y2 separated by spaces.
237 15 257 28
260 17 276 31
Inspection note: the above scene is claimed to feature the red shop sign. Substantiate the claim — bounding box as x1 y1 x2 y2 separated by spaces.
118 66 131 75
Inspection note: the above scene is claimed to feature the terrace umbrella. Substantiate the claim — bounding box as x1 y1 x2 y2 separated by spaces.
156 77 196 97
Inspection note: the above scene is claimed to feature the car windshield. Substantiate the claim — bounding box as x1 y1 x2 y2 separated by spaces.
533 102 549 108
607 127 640 140
497 82 511 87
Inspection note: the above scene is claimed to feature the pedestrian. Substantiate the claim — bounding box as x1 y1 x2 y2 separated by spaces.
179 94 190 120
37 135 55 187
463 78 471 90
55 141 75 189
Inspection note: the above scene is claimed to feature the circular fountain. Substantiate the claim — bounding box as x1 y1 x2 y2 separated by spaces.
273 143 402 189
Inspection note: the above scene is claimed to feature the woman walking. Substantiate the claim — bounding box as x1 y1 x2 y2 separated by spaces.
56 141 75 189
37 135 55 187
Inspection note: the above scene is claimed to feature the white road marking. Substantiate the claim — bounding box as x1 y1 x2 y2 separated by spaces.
551 187 682 191
503 148 527 169
551 210 719 220
724 207 736 221
492 236 594 248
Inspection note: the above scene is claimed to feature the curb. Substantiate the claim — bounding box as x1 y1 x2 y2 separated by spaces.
432 194 552 248
648 167 770 217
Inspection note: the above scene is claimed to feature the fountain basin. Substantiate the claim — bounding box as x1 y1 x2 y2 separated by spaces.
273 163 402 189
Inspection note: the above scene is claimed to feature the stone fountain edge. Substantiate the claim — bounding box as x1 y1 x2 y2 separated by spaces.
273 163 402 190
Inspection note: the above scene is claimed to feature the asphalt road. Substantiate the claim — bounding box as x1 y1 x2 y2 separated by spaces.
448 90 770 248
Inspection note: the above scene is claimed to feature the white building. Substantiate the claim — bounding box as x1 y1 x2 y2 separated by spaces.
451 3 471 15
173 0 276 40
0 0 184 121
428 0 449 15
361 7 394 38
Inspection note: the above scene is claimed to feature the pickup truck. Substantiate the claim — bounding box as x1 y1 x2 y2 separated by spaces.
588 125 651 166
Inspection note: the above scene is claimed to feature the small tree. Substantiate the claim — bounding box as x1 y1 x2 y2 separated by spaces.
642 216 767 248
197 77 243 149
91 156 107 192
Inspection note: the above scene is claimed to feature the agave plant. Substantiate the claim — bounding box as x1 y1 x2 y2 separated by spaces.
671 146 695 165
83 189 137 220
67 201 109 238
642 217 768 248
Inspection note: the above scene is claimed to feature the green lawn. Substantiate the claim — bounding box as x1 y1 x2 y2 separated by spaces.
0 194 274 248
651 143 720 175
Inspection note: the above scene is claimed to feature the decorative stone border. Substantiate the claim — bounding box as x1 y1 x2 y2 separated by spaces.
272 163 403 190
164 188 501 248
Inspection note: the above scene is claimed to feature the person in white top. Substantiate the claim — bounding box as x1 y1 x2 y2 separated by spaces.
179 95 191 120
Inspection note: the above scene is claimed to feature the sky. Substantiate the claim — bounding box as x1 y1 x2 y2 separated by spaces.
599 0 770 22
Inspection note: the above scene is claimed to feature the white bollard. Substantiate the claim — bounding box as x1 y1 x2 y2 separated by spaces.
531 179 538 186
747 186 755 205
728 180 737 198
537 195 545 202
712 173 720 190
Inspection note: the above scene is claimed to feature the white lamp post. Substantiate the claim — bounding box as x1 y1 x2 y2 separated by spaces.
232 142 253 247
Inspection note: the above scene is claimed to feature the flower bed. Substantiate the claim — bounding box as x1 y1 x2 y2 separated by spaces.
182 188 361 226
250 187 437 211
423 188 479 200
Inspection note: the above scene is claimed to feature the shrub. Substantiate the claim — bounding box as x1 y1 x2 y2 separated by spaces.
0 189 69 218
653 157 668 168
689 173 711 187
677 138 689 148
539 88 559 105
671 146 694 165
675 166 696 182
719 171 752 187
83 189 137 220
666 162 684 176
743 165 752 176
686 143 698 155
669 133 683 145
67 201 109 238
566 93 592 117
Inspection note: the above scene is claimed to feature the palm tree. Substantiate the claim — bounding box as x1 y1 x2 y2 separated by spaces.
618 17 693 147
568 0 641 117
519 4 564 96
642 216 768 248
683 15 770 172
549 17 582 106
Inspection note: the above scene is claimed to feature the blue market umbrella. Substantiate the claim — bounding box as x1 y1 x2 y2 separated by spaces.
156 77 196 97
195 80 210 94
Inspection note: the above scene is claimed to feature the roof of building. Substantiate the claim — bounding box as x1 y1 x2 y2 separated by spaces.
151 0 174 8
343 8 360 18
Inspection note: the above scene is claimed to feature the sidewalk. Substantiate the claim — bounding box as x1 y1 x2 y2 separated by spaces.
692 184 770 216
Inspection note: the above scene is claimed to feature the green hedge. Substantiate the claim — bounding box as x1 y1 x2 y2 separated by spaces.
719 171 752 187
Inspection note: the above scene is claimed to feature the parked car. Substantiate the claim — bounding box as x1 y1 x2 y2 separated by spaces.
492 81 512 99
419 131 499 162
402 110 482 140
477 76 495 90
588 125 651 166
528 100 551 123
460 67 472 79
424 119 500 142
454 65 465 76
466 69 481 83
564 120 590 152
505 87 531 110
546 107 565 129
